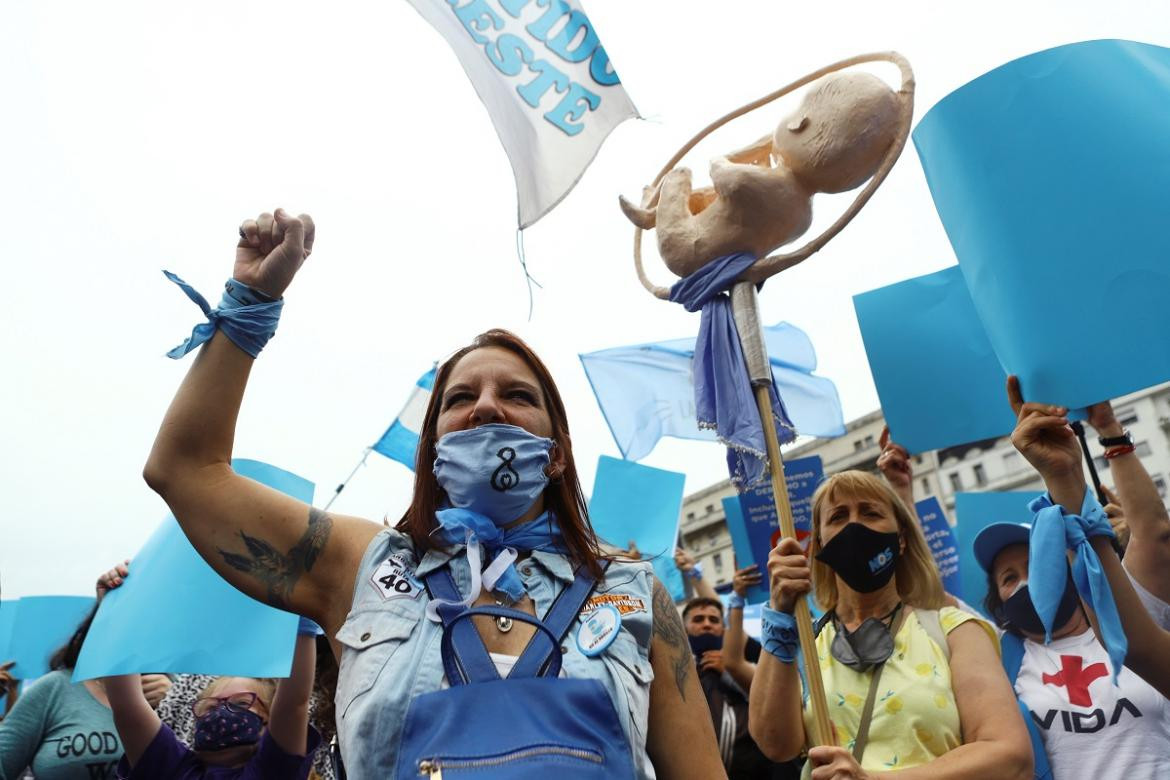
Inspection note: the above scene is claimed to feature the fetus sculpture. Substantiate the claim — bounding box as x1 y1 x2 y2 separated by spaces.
621 55 914 289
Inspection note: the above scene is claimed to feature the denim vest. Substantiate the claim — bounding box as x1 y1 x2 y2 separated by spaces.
334 529 657 780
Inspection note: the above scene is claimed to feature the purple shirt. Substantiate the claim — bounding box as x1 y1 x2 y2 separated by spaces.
116 723 320 780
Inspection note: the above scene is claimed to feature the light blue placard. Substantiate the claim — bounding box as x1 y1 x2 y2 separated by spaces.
73 459 314 681
915 40 1170 408
953 491 1041 617
588 455 687 601
722 497 766 604
915 497 960 597
8 596 96 680
854 266 1016 454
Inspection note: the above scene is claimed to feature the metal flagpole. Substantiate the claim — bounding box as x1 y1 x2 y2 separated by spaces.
324 448 372 510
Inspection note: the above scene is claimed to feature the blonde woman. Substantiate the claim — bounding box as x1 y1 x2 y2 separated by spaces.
749 471 1032 779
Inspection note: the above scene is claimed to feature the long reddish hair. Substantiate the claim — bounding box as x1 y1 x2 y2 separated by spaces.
397 330 605 577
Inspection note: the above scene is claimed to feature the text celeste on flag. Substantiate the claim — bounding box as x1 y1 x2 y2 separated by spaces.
406 0 638 228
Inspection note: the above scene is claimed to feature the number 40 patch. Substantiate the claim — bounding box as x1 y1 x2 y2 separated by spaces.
369 555 422 601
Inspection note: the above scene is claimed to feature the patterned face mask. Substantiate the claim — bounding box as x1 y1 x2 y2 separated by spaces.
193 704 265 752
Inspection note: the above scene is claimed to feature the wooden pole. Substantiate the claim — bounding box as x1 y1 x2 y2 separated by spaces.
732 282 835 748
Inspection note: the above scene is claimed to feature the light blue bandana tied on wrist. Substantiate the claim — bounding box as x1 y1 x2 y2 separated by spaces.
760 606 799 663
1028 487 1126 682
164 271 283 359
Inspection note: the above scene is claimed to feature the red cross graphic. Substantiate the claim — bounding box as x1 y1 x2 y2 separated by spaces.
1042 655 1108 707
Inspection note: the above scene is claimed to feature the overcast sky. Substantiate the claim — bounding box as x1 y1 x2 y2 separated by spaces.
3 0 1167 598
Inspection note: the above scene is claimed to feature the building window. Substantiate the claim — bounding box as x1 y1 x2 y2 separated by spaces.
864 434 875 448
854 439 864 452
1116 407 1139 427
713 553 723 573
1154 476 1167 499
921 478 930 496
949 472 963 493
1003 451 1021 472
706 504 715 514
1137 441 1152 457
914 455 924 465
686 512 695 521
1095 455 1109 472
973 464 988 487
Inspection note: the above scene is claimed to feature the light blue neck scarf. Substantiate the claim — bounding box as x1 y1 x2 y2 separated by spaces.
425 509 566 621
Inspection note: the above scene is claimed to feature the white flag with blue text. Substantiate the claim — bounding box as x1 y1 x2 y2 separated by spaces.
406 0 638 228
372 367 437 470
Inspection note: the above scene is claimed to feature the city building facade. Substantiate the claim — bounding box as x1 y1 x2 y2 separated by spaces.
679 382 1170 590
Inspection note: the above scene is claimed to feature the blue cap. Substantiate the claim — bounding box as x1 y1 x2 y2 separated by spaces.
973 522 1033 572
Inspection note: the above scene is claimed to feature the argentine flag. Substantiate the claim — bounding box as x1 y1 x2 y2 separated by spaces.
372 367 437 470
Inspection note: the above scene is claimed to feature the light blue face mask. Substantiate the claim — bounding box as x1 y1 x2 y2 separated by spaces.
433 423 555 526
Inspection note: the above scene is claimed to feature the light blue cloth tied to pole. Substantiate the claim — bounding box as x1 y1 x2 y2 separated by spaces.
426 509 567 619
164 271 283 359
1028 488 1126 682
669 252 795 488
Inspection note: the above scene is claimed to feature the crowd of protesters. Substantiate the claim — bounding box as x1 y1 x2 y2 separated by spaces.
3 208 1170 779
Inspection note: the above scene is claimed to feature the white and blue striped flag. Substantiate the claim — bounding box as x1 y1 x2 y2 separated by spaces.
372 367 437 470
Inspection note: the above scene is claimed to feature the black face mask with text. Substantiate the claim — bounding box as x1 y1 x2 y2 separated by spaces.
815 522 901 594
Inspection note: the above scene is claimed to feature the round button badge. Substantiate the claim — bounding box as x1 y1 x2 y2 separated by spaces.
576 604 622 657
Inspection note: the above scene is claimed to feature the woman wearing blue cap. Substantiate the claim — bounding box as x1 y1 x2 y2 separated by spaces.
974 378 1170 780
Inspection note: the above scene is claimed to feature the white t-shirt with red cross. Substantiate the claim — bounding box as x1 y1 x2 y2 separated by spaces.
1014 575 1170 780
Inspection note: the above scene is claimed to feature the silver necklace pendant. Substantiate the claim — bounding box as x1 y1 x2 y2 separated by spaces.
493 599 513 633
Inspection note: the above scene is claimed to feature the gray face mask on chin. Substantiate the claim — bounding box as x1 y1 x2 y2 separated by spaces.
829 603 902 672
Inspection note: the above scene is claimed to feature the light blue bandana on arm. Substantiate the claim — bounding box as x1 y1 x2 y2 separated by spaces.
669 252 795 488
1028 488 1126 682
163 272 283 359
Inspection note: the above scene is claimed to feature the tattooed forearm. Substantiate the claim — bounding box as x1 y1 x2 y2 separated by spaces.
652 579 692 701
218 507 333 609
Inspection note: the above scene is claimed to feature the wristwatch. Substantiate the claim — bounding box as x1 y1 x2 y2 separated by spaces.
1098 430 1134 448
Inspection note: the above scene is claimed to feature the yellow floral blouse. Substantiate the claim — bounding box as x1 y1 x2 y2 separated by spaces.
801 606 997 771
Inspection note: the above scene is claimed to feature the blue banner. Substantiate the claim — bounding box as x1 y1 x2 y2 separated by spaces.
953 491 1041 616
854 266 1016 454
588 455 687 601
915 40 1170 408
7 596 96 680
73 459 314 681
580 322 844 462
721 455 823 604
915 497 960 597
